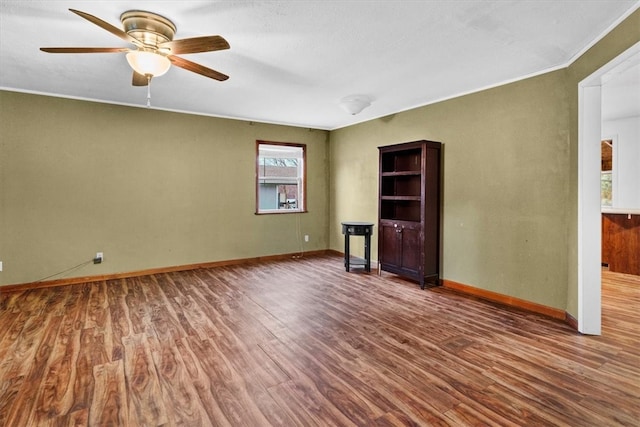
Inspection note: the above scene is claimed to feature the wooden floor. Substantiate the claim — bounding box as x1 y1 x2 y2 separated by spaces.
0 254 638 426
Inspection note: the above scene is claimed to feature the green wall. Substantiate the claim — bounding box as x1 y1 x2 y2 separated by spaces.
330 71 570 309
0 92 329 286
330 9 639 314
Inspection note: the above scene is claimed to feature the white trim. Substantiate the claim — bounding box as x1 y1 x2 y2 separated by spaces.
0 86 330 131
578 84 602 335
602 207 640 215
577 41 640 335
331 63 568 131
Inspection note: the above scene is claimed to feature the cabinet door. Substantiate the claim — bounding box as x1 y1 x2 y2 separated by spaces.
379 222 401 267
398 223 421 273
379 221 422 276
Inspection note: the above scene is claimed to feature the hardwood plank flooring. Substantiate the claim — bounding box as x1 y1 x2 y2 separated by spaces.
0 254 638 426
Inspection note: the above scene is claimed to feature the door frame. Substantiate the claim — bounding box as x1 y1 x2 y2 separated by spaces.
577 41 640 334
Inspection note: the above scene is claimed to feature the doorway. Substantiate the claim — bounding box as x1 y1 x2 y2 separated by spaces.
578 41 640 335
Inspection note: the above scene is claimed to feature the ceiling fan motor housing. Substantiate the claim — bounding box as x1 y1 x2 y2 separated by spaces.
120 10 176 49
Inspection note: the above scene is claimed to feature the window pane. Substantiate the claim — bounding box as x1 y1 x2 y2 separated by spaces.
256 142 306 213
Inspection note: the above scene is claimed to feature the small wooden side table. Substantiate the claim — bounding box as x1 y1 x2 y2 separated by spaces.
341 222 374 272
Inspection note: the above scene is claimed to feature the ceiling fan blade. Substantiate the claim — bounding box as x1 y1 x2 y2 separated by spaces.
132 72 149 86
40 47 129 54
69 8 140 46
168 55 229 81
158 35 230 55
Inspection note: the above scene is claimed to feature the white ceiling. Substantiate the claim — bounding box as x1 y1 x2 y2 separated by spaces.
1 1 638 130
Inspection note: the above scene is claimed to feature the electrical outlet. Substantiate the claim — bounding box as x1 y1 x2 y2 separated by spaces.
0 261 3 272
94 252 103 264
304 235 309 242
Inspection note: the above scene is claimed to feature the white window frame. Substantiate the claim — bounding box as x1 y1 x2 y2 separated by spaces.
256 141 307 214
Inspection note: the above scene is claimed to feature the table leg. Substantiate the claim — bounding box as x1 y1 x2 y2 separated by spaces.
364 232 371 272
344 233 350 272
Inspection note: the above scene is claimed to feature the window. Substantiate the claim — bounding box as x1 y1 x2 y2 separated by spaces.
256 141 306 213
601 139 613 207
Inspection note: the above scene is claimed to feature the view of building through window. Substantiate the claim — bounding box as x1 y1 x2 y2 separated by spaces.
256 141 306 213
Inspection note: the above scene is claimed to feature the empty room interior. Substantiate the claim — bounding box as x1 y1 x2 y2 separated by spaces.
1 1 639 426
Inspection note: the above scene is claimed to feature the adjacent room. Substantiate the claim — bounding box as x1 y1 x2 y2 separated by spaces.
1 1 639 425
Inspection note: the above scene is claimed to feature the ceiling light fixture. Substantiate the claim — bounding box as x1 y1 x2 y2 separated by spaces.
125 51 171 77
125 51 171 108
339 94 371 115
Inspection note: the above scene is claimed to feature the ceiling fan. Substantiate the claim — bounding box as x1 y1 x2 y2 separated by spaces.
40 9 230 86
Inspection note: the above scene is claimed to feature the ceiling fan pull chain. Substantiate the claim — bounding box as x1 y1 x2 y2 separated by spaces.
146 75 152 108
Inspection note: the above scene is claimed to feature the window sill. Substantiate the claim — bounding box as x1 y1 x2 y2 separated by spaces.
255 209 308 215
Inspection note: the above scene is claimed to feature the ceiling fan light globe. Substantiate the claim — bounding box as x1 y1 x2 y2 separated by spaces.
126 51 171 77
